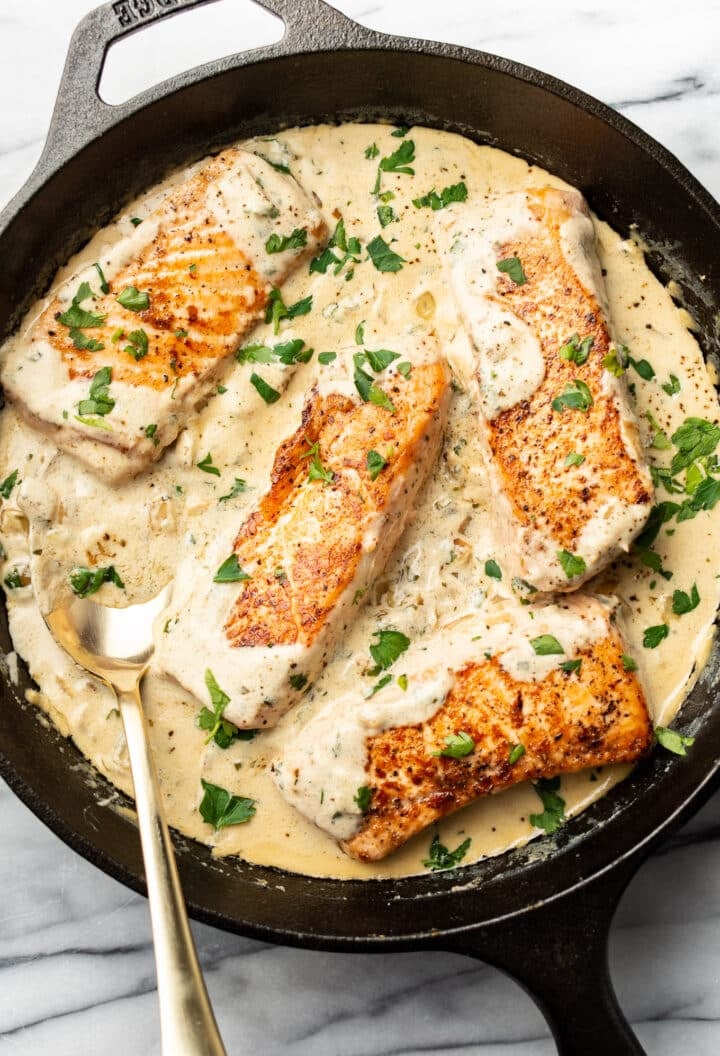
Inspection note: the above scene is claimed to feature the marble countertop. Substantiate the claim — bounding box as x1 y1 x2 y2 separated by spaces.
1 1 719 1053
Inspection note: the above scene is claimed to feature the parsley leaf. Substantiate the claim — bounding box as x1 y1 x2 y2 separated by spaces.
422 832 471 871
551 379 593 413
645 410 671 450
3 568 25 590
629 357 655 381
655 725 695 756
93 262 110 294
432 732 475 758
529 777 566 834
564 452 585 467
250 373 281 404
377 204 397 227
0 470 19 499
197 669 242 748
559 333 594 365
69 564 125 598
559 658 582 674
662 374 681 396
375 139 416 195
353 358 395 413
485 559 502 580
264 288 313 334
56 282 106 329
69 329 105 352
496 256 527 285
643 624 669 648
144 423 158 441
125 328 148 361
117 285 150 312
309 218 361 277
289 673 308 691
530 634 564 656
621 654 638 672
218 478 249 502
213 554 250 583
197 453 220 476
238 338 312 366
368 628 410 674
77 366 114 418
366 449 388 480
413 181 468 211
354 785 373 811
302 440 334 484
265 227 307 254
364 347 400 372
508 743 526 765
365 143 380 159
670 417 720 474
557 549 587 579
199 779 256 830
672 583 700 616
318 351 336 365
367 235 405 273
602 346 628 376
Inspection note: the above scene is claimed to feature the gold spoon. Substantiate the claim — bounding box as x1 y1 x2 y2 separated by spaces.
46 585 227 1056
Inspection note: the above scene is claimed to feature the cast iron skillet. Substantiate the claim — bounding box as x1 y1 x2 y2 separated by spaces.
1 1 719 1052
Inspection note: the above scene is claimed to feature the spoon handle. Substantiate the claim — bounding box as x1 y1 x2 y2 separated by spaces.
118 686 227 1056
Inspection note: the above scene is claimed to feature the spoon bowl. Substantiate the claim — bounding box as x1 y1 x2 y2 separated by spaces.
45 584 227 1056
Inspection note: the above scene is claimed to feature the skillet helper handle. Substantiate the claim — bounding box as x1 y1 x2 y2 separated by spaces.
40 0 363 174
452 863 646 1056
118 684 227 1056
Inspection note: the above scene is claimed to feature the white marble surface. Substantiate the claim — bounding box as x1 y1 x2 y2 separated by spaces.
1 1 719 1053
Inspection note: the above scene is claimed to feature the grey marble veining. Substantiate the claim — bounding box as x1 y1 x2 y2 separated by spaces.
1 2 720 1053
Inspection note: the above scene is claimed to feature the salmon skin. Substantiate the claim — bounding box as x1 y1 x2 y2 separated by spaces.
275 594 653 861
437 187 653 594
155 338 452 729
1 148 326 481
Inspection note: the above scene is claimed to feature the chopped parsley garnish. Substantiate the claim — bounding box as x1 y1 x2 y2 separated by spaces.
397 674 408 691
397 361 412 378
175 328 189 338
302 440 334 484
367 235 406 273
0 469 19 499
621 654 638 672
496 256 527 285
355 321 365 346
264 288 313 334
196 453 222 477
364 143 380 159
368 628 410 674
602 345 628 376
69 564 124 598
629 356 655 381
56 281 106 330
144 423 157 441
377 204 397 227
373 139 416 194
265 227 307 254
559 333 593 365
670 417 720 474
432 732 475 759
530 634 564 656
645 410 671 450
364 347 400 372
353 355 396 413
318 351 337 365
422 832 471 871
77 366 114 418
391 125 410 137
672 583 700 616
662 374 681 396
636 545 672 581
559 658 582 674
551 379 593 413
3 568 24 590
125 328 148 361
218 478 249 502
309 218 361 277
197 669 242 749
512 577 538 598
529 777 566 834
93 262 110 294
655 725 695 756
643 624 669 649
250 373 281 404
564 452 585 467
117 285 150 312
557 549 587 579
508 743 526 765
70 330 105 352
237 338 313 366
289 673 308 691
199 779 256 830
366 449 388 480
484 559 502 580
368 673 393 697
412 181 468 211
213 553 250 583
354 785 373 811
130 217 143 226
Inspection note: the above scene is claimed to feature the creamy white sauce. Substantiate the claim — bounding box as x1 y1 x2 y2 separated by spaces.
0 124 718 880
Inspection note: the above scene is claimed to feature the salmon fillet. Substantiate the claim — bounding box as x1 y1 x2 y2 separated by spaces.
275 594 653 861
155 339 451 728
1 148 326 481
437 187 653 593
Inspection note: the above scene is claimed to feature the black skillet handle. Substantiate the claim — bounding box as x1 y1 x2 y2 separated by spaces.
38 0 369 180
449 857 646 1055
